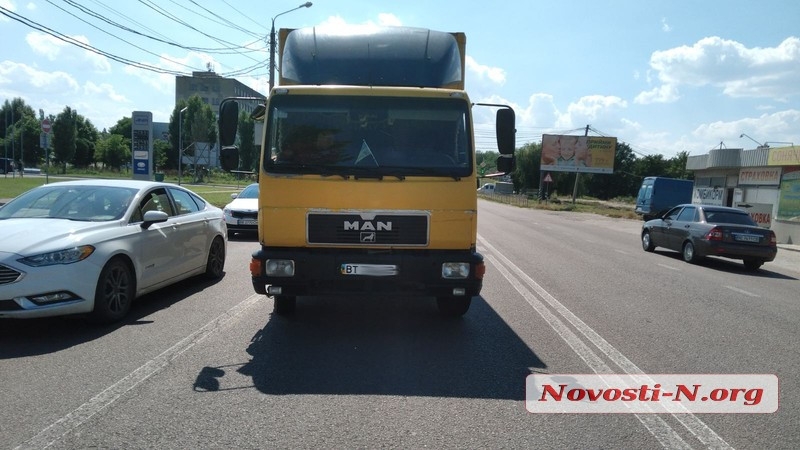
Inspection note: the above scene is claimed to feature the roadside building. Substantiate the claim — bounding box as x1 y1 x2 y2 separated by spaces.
687 145 800 244
175 70 265 168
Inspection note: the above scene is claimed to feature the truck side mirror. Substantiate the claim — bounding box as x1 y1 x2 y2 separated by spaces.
496 107 516 155
219 100 239 147
220 146 239 171
496 155 515 173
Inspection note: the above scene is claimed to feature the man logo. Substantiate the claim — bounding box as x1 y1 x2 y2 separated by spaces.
360 232 376 243
344 220 392 231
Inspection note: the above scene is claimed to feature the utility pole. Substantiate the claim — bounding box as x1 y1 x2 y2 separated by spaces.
572 124 590 204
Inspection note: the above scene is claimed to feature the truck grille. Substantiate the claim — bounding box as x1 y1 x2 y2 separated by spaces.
307 212 429 246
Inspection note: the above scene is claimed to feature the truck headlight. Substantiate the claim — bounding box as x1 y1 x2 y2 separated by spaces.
265 259 295 277
442 262 470 279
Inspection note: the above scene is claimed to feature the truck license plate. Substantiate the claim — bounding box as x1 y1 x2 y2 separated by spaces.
340 264 398 276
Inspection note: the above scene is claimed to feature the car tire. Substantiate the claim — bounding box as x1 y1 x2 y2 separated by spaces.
274 295 296 315
436 296 471 317
204 236 226 279
642 231 655 252
743 259 764 271
682 241 699 263
90 257 134 323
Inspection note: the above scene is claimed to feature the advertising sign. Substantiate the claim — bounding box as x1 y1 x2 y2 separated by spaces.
541 134 617 174
131 111 153 180
777 168 800 221
767 145 800 166
738 167 781 186
693 187 725 206
734 202 773 228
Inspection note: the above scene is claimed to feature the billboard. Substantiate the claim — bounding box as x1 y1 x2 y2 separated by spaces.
541 134 617 174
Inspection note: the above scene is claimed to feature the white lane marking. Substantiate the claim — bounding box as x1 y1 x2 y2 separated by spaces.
724 285 760 298
16 294 264 450
484 252 692 449
657 263 680 271
478 235 733 450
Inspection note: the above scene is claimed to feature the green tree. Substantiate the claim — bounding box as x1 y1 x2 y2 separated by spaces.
584 141 639 199
52 107 78 173
510 142 541 193
1 98 41 170
96 134 130 171
666 150 692 179
183 95 217 181
74 115 99 168
154 139 170 172
108 116 132 139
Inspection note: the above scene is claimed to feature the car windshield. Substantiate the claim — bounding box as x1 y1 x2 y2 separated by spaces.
704 210 757 226
265 95 472 179
237 184 259 199
0 185 137 221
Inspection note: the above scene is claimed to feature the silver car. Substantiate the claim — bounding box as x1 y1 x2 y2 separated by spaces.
0 180 227 323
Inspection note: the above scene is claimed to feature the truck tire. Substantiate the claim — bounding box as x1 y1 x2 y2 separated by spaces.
274 295 296 315
436 296 471 317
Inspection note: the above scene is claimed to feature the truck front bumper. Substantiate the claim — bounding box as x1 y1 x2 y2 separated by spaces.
250 247 484 298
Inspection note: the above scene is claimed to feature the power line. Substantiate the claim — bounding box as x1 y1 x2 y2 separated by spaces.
0 6 187 76
48 0 204 72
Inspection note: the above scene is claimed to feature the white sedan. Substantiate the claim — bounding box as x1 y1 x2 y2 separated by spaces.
0 179 227 323
223 182 259 238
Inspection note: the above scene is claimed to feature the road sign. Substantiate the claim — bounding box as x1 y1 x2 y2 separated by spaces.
543 173 553 183
41 118 51 134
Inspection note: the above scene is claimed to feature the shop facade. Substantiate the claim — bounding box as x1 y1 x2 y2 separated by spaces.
687 145 800 245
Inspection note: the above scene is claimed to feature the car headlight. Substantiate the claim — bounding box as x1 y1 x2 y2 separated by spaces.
18 245 96 267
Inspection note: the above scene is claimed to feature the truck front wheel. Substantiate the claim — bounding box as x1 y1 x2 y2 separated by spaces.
437 296 471 317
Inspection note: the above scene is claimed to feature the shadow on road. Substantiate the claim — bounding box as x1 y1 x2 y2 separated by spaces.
0 273 226 359
653 250 797 280
234 295 546 401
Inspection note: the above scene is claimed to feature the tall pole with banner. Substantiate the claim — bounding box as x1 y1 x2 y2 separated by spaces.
131 111 153 181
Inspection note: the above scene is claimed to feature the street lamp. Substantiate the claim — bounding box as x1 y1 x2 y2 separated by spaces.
739 133 765 148
269 2 312 92
178 106 188 185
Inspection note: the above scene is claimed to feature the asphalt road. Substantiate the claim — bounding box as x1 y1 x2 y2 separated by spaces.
1 200 799 449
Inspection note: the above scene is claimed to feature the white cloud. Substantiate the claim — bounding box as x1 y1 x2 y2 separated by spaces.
25 32 111 73
661 18 672 33
634 84 680 104
692 109 800 146
556 95 627 129
0 60 80 93
465 55 506 85
377 13 402 26
0 0 14 21
637 36 800 104
84 81 128 104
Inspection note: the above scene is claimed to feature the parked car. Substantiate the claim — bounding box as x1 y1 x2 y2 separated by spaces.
641 204 777 270
223 183 259 238
0 179 227 322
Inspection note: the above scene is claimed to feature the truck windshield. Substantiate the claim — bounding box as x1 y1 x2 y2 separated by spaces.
265 95 472 178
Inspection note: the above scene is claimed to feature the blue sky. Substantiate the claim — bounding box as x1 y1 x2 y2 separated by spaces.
1 0 798 158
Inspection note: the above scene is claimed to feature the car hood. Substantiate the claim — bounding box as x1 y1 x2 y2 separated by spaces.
0 218 123 256
225 198 259 212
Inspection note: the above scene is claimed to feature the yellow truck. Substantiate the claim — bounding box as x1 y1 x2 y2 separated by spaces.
218 26 515 316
